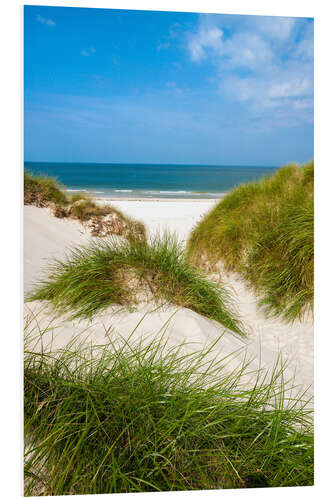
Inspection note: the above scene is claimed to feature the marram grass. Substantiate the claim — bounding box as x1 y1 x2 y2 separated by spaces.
24 170 147 241
27 233 244 336
187 162 314 322
24 324 314 495
24 170 68 207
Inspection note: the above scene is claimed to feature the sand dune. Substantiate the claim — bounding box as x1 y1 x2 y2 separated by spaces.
24 205 92 293
24 201 313 400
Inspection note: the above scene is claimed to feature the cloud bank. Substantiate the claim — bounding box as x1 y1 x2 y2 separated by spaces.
185 14 313 128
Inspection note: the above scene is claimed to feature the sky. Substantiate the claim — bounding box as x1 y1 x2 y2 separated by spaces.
24 6 314 165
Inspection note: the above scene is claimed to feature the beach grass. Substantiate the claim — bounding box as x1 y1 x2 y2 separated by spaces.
187 162 314 322
24 170 68 207
24 325 314 496
69 191 91 203
24 170 146 241
68 192 116 221
27 233 244 335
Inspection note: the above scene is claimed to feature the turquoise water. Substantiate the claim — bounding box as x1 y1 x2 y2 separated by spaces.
24 162 278 199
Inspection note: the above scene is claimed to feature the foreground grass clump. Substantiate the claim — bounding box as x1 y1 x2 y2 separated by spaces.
27 234 243 335
24 170 68 207
187 162 314 322
24 334 314 495
24 170 146 241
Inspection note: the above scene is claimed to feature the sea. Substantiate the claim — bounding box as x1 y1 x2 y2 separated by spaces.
24 162 279 199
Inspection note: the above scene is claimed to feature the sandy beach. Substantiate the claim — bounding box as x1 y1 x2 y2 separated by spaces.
24 199 313 401
96 198 218 242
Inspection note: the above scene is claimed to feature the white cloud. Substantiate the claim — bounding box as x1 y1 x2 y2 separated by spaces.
268 77 312 99
186 15 313 129
221 33 272 70
36 14 56 27
188 26 223 61
293 23 314 61
187 20 272 69
219 70 313 129
253 17 296 41
292 98 313 110
155 23 183 52
81 47 96 57
221 71 312 104
220 76 257 102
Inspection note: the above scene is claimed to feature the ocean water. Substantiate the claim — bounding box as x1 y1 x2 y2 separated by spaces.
24 162 278 199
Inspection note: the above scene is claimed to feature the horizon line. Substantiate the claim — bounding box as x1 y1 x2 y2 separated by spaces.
24 160 281 168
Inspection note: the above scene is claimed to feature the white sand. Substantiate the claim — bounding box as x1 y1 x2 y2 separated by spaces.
24 200 216 291
96 198 217 243
24 201 314 401
24 205 92 293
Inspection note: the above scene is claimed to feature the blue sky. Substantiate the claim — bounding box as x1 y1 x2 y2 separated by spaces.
24 6 314 165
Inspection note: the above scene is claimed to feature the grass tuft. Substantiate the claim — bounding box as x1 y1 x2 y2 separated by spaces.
187 162 314 322
69 195 114 221
24 327 314 495
24 170 68 207
27 233 244 335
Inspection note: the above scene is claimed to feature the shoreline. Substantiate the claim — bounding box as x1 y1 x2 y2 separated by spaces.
94 196 220 203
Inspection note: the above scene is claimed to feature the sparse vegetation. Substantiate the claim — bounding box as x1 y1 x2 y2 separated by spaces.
69 191 91 204
69 194 112 221
187 162 314 322
27 233 244 335
24 170 68 207
24 170 146 241
24 326 314 495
